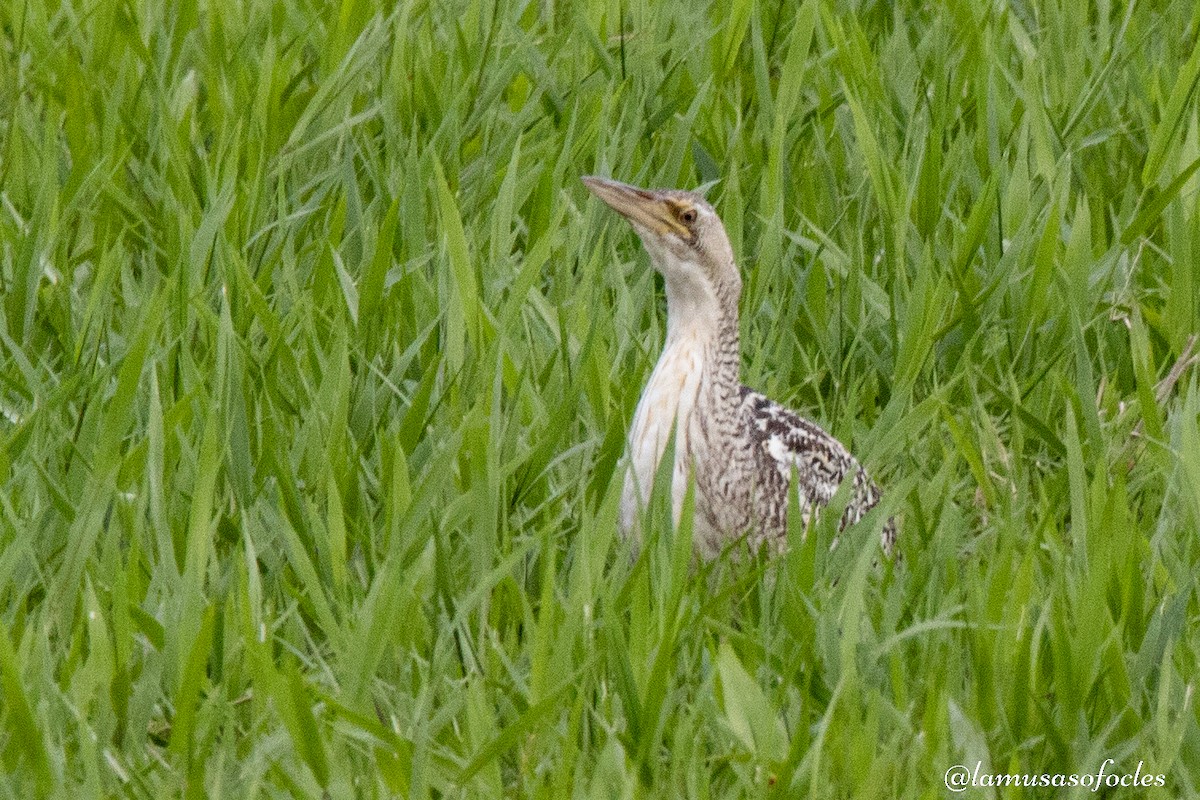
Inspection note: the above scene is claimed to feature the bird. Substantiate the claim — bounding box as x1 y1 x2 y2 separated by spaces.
582 175 895 559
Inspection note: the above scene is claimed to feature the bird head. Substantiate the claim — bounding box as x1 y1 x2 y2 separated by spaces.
583 176 740 314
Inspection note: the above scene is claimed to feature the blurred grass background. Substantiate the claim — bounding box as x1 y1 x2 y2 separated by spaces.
1 0 1199 796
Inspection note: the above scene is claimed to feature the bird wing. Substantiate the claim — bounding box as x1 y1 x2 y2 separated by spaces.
740 387 891 545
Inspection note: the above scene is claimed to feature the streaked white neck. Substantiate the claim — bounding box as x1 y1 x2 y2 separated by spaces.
620 271 735 534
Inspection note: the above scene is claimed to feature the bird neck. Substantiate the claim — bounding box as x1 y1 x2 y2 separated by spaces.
662 278 740 392
622 277 741 532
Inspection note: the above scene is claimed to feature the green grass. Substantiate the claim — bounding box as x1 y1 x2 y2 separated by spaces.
2 0 1199 796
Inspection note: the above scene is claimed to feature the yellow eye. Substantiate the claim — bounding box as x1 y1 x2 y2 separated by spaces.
679 207 698 225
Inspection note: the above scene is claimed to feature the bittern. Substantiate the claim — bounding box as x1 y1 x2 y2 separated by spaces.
583 175 895 559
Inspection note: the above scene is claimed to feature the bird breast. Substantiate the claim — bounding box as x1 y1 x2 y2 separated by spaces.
621 331 709 532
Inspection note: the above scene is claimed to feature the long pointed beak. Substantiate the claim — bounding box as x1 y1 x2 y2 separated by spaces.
582 176 688 236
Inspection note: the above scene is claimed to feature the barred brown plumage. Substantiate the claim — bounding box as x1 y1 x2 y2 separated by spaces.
584 175 896 559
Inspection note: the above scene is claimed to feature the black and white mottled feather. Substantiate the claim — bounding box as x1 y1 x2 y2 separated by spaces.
740 387 896 553
583 176 895 559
